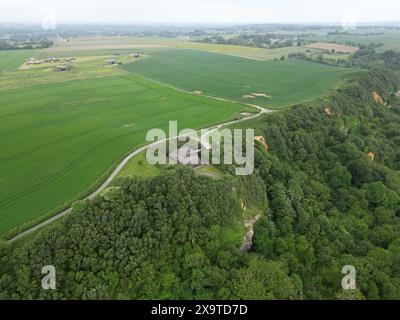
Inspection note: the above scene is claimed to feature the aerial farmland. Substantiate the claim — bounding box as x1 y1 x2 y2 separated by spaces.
0 35 360 236
1 3 400 302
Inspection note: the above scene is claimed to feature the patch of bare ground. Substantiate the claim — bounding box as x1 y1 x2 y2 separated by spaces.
373 91 387 106
242 94 255 99
251 93 272 98
325 107 334 116
254 136 269 151
240 214 262 252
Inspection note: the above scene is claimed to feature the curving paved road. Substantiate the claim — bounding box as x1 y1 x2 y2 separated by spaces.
8 105 273 243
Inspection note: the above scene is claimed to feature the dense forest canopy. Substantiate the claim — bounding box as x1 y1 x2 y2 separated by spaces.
1 62 400 299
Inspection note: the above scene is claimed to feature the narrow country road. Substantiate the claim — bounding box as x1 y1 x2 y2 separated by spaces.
8 105 273 243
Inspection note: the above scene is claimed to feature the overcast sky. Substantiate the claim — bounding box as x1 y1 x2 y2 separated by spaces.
1 0 400 25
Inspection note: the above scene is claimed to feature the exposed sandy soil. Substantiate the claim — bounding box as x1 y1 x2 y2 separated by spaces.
325 107 333 116
240 214 262 252
305 42 359 54
243 93 272 99
368 152 376 161
373 91 385 105
254 136 269 151
251 93 272 98
242 94 255 99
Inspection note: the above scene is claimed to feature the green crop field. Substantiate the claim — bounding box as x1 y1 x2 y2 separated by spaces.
123 49 359 109
0 49 39 71
0 73 247 236
0 41 362 238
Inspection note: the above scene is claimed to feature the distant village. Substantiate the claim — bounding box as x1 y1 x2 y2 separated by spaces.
25 57 75 65
25 52 143 72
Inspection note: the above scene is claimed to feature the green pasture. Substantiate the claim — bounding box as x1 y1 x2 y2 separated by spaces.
39 47 171 58
0 74 247 236
0 40 362 237
117 151 167 178
122 49 359 109
0 49 39 70
46 36 309 61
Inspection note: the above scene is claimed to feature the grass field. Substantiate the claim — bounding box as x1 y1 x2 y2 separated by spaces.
117 151 167 178
45 36 310 61
0 49 39 71
0 73 247 236
168 41 310 61
122 49 359 109
0 54 133 91
0 37 361 237
194 165 225 180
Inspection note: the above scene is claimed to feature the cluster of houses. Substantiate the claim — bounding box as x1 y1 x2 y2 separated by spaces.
26 57 75 66
44 57 60 63
25 56 77 72
104 52 143 66
26 52 142 72
56 58 75 71
26 58 42 65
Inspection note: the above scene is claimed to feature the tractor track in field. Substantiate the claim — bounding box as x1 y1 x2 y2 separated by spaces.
7 87 274 244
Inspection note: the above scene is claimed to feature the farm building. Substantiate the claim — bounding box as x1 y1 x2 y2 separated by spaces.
105 59 118 65
45 57 60 63
169 146 201 167
56 65 68 72
26 58 41 65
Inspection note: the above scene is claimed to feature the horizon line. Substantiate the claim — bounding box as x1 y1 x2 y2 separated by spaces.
1 20 400 27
